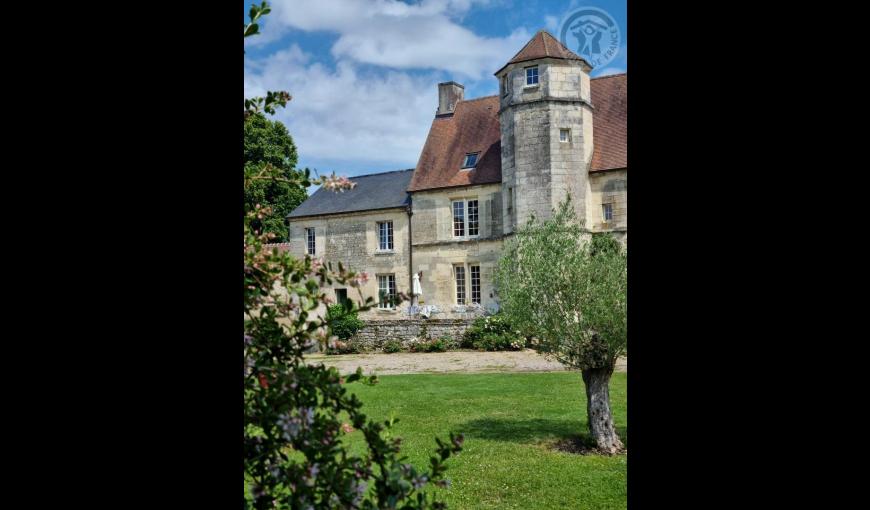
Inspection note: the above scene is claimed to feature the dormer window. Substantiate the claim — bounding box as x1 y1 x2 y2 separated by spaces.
462 152 479 169
525 66 539 86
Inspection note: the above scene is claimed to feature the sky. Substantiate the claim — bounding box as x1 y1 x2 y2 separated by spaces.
244 0 627 182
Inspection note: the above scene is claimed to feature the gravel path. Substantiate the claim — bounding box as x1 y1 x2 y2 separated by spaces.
306 349 627 376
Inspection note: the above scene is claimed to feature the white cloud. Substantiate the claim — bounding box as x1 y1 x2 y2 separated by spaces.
244 0 533 170
265 0 528 79
245 50 441 169
544 15 559 32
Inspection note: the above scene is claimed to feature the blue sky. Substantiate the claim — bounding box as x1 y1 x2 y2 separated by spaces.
244 0 626 182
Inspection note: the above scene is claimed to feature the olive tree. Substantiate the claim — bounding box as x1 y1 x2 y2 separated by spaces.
494 198 627 454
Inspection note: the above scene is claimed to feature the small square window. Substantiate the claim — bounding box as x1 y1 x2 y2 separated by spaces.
525 66 539 86
602 203 613 222
560 128 570 142
462 153 479 169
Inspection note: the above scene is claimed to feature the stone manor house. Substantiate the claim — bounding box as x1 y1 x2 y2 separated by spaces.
286 31 626 322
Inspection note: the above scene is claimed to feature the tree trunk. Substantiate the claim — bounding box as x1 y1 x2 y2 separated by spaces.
581 363 624 454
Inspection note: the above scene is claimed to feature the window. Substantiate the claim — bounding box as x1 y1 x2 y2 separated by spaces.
454 265 466 305
462 152 479 169
377 221 393 251
602 203 613 222
525 66 539 86
560 128 570 142
305 228 316 255
502 75 509 96
470 265 481 304
377 274 397 309
467 200 479 236
453 199 480 238
335 288 348 307
453 201 465 237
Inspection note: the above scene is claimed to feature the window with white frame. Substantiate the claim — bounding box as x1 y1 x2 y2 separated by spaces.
452 201 465 237
454 265 466 305
602 203 613 222
525 66 539 86
305 228 316 255
560 128 570 142
467 200 479 236
377 221 393 251
453 199 479 238
462 152 479 169
377 274 397 309
470 265 481 304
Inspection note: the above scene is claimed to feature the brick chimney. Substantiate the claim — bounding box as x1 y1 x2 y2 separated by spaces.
436 81 464 116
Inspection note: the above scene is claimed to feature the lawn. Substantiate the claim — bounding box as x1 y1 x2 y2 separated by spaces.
343 371 627 509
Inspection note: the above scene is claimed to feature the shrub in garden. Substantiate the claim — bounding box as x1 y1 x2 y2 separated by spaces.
382 339 404 353
462 314 525 351
325 304 364 340
413 335 458 353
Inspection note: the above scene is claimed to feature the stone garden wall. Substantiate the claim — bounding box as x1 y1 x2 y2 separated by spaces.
349 319 475 352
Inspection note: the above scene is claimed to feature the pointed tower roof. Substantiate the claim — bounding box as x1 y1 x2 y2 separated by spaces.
495 30 590 75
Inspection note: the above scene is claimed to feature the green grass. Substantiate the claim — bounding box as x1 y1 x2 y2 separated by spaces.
343 371 626 509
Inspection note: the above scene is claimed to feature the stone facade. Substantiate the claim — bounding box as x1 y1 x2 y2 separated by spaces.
410 184 504 318
588 169 627 237
287 207 412 320
497 58 594 233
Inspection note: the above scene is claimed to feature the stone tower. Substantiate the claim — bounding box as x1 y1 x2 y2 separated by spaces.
495 30 594 232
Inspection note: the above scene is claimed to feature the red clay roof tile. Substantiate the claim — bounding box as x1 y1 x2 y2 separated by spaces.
408 73 626 192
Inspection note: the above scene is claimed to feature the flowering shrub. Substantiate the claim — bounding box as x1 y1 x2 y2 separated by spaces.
244 4 462 507
412 335 458 353
461 314 526 351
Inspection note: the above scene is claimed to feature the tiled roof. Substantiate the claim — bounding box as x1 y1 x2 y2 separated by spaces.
287 169 413 218
408 74 627 191
495 30 589 75
407 96 502 192
590 73 627 172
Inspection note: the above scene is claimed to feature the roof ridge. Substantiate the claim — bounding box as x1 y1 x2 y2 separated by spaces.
341 168 414 179
591 72 627 80
457 94 498 104
541 29 549 54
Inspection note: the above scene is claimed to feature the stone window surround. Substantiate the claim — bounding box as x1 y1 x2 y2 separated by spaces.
525 65 539 87
376 220 394 252
602 202 614 222
453 262 481 305
377 273 397 310
305 227 316 255
451 197 480 240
